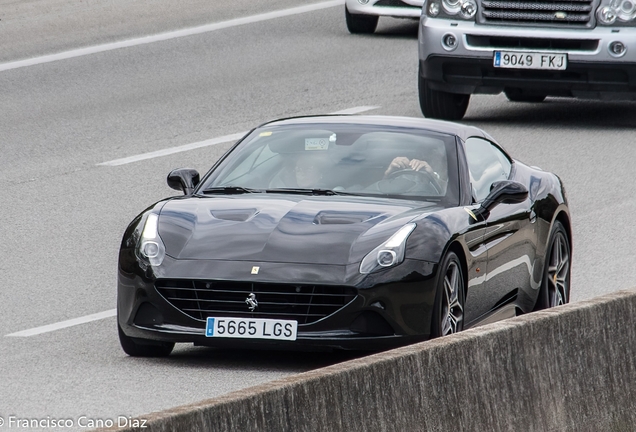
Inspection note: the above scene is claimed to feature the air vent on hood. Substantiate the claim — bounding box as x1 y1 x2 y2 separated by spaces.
313 211 383 225
210 209 259 222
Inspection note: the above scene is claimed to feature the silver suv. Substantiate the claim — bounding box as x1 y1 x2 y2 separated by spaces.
418 0 636 119
345 0 424 34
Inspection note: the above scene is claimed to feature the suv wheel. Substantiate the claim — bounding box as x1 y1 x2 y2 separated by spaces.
418 73 470 120
345 7 378 34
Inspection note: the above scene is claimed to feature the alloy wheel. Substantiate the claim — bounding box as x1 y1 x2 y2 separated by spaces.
547 232 570 307
441 261 464 335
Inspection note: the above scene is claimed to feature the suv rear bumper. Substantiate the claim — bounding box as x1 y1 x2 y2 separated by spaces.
419 18 636 98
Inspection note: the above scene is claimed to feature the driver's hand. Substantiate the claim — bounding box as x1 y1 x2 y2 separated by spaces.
385 157 434 177
409 159 433 174
385 157 411 176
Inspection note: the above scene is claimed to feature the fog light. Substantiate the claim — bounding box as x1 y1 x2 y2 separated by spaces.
442 33 459 51
609 41 627 57
358 0 370 4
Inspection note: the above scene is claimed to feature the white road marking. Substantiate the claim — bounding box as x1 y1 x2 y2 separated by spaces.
330 106 381 115
0 1 344 73
98 105 380 166
6 309 117 337
98 132 246 167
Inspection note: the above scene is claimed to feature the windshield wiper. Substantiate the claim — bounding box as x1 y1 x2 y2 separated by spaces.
265 188 352 196
200 186 262 195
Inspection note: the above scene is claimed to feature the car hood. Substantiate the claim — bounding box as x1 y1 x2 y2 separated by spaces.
158 195 439 265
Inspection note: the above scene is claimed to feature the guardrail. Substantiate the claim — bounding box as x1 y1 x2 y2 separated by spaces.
101 288 636 432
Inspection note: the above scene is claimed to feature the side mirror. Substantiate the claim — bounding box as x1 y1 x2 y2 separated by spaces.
167 168 200 195
473 180 528 221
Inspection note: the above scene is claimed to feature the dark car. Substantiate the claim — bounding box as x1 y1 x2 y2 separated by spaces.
117 115 571 356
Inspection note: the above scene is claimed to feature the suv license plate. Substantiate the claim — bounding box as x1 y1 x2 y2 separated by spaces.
206 317 298 341
494 51 567 70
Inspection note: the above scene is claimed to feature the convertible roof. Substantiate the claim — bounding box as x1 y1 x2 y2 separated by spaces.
259 115 493 143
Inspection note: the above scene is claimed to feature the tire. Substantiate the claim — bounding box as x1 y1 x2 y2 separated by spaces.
431 251 465 338
418 72 470 120
504 89 546 103
118 324 174 357
535 221 571 311
345 6 378 34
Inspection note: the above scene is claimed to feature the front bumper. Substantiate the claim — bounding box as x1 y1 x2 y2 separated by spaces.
118 257 437 351
346 0 423 18
419 18 636 97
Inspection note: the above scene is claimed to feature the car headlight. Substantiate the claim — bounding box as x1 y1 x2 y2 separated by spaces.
427 0 477 20
442 0 462 14
138 213 166 266
428 1 441 16
460 0 477 18
359 223 416 274
597 0 636 24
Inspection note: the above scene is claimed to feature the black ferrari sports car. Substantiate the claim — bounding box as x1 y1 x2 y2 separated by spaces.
117 115 571 356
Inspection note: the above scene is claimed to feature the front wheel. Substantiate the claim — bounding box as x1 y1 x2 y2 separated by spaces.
535 221 571 310
345 6 378 34
118 324 175 357
418 73 470 120
431 251 465 338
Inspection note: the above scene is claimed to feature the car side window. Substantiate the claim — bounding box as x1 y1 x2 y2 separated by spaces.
464 137 511 202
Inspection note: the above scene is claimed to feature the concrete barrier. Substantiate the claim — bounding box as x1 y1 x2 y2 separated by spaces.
102 288 636 432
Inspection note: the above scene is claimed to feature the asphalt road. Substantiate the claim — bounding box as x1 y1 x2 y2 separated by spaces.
1 0 636 428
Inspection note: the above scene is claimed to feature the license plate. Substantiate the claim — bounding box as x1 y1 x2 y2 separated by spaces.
205 317 297 341
493 51 567 70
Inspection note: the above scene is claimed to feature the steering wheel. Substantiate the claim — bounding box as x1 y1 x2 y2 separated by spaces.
386 168 442 194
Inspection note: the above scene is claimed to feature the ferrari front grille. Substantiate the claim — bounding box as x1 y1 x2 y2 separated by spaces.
155 279 357 325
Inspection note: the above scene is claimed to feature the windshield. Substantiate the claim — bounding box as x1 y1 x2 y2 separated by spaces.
198 123 460 204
